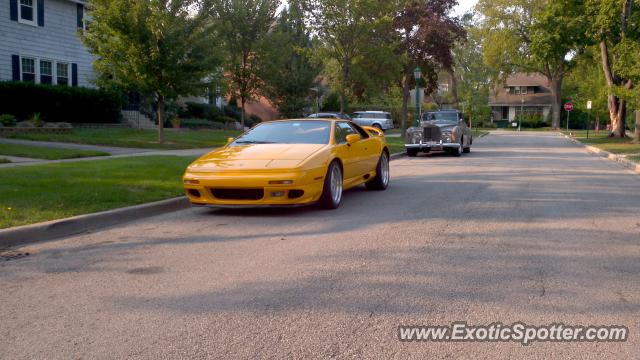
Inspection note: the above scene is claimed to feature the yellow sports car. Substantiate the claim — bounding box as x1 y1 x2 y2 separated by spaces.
183 118 390 209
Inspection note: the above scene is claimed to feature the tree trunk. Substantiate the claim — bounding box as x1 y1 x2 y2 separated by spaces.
401 71 411 136
611 96 626 137
157 95 165 144
340 60 350 113
448 68 459 105
599 40 627 138
634 110 640 143
240 96 245 129
549 76 563 129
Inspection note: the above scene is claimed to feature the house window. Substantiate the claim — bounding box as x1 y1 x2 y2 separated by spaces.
40 60 53 84
18 0 36 25
514 87 520 95
57 63 69 86
21 57 36 82
521 86 528 95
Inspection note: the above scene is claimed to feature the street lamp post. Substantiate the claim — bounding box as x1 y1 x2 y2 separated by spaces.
414 67 422 127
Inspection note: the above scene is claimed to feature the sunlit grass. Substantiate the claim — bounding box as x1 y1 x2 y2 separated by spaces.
0 156 195 229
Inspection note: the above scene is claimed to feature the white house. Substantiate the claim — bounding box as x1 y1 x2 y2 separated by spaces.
1 0 94 87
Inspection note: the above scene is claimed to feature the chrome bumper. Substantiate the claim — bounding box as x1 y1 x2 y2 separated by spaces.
405 141 459 151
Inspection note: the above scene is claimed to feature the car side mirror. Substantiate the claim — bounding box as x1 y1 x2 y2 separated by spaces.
346 134 361 144
226 137 235 145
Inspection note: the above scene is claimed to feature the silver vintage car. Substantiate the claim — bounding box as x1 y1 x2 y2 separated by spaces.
405 110 472 157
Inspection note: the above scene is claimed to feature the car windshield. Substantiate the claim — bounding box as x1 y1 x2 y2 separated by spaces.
232 121 331 145
423 112 458 124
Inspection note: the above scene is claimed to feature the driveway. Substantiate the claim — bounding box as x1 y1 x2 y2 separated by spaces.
1 132 639 359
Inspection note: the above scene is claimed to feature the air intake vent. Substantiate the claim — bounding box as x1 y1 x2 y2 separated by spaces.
211 188 264 200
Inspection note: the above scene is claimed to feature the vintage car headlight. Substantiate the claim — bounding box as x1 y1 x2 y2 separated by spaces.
411 131 423 144
441 131 452 143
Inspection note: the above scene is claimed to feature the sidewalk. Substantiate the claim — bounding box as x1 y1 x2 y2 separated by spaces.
0 138 214 168
0 138 152 155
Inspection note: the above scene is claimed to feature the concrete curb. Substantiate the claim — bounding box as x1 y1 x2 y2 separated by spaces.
0 197 190 248
390 152 407 160
561 134 640 175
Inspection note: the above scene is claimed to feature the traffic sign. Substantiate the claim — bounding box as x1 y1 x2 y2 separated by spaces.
564 103 574 111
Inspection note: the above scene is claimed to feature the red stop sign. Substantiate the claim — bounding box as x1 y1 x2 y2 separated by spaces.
564 103 574 111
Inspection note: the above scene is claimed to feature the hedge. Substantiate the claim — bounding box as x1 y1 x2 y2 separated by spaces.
0 81 122 123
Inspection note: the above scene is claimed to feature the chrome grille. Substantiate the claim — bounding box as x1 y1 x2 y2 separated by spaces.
423 126 442 142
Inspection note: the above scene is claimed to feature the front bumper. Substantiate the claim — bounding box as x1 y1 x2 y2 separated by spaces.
183 169 325 206
405 141 459 152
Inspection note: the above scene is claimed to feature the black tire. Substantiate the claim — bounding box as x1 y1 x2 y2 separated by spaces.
452 138 463 157
463 145 471 153
373 124 382 131
366 152 390 191
407 148 418 157
318 161 343 209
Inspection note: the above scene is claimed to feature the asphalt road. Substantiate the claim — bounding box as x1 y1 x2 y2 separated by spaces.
1 132 639 359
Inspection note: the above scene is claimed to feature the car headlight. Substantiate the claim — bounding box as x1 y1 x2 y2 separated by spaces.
441 131 452 142
411 132 423 144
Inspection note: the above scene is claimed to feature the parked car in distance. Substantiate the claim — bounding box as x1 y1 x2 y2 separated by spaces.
351 111 394 131
404 110 472 157
183 119 390 210
307 112 352 120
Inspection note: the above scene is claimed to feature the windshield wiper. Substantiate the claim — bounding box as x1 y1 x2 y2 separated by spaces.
235 140 276 144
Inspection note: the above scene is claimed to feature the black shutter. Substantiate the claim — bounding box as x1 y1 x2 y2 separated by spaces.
37 0 44 26
77 4 84 28
10 0 18 21
72 63 78 87
12 55 20 81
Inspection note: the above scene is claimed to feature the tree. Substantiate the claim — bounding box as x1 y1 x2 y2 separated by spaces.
586 0 639 138
477 0 587 129
83 0 217 143
394 0 465 133
563 48 610 131
259 2 321 118
452 14 494 127
307 0 397 113
211 0 278 127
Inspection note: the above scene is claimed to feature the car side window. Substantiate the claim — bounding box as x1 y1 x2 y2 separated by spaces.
335 122 356 144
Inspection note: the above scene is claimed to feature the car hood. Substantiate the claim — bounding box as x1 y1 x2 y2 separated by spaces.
187 143 327 172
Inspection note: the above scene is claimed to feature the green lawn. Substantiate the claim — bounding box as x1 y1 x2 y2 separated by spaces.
386 136 405 155
563 130 640 154
0 158 10 164
629 155 640 163
5 128 242 150
0 156 195 229
0 143 109 160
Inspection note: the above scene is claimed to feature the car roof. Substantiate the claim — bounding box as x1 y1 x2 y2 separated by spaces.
354 111 389 114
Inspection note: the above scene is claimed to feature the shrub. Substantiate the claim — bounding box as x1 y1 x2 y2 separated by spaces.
207 105 223 121
223 106 241 121
0 114 16 127
30 113 42 127
181 102 208 119
519 114 546 128
243 114 262 128
16 121 34 128
0 81 121 123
